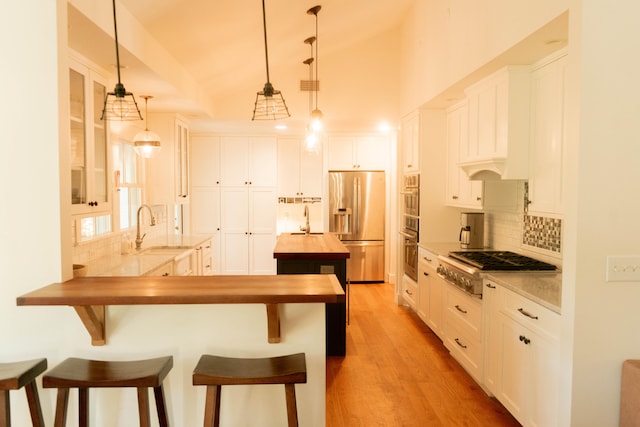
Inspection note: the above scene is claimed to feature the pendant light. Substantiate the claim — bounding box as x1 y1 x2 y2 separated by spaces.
252 0 290 120
303 38 319 153
101 0 143 121
133 96 161 158
307 5 323 132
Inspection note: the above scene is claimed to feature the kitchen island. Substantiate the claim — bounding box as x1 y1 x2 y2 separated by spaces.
274 232 350 356
16 274 343 426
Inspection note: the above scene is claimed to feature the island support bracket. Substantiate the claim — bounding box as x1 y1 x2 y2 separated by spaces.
265 304 281 343
73 305 106 346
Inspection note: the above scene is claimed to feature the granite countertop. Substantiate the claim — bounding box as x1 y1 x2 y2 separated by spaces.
84 235 212 277
419 241 562 314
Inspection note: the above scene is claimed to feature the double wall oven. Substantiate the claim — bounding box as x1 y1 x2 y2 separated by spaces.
400 174 420 281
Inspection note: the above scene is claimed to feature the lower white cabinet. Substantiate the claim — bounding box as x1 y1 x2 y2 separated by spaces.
417 248 444 340
401 274 418 310
195 239 214 275
485 279 560 427
443 283 484 383
220 187 276 275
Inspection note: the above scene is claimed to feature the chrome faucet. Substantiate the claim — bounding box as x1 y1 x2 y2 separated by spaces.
300 204 310 235
135 204 157 250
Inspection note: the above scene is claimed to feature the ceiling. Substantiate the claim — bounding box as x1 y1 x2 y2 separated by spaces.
68 0 414 133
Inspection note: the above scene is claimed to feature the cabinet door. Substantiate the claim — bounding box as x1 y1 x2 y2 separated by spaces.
327 136 355 170
220 137 249 186
467 81 499 160
175 120 190 202
69 58 111 215
190 135 220 187
299 145 323 196
498 314 529 425
417 260 431 321
428 272 445 340
402 112 419 172
277 138 301 196
483 281 501 396
249 137 277 187
528 53 566 216
355 136 388 170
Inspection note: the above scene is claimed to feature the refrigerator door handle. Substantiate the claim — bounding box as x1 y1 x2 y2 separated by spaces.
354 176 360 237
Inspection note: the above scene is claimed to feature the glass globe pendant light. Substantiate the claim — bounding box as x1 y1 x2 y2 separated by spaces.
133 96 161 158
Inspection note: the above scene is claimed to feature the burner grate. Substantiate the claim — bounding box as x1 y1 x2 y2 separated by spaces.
448 251 557 271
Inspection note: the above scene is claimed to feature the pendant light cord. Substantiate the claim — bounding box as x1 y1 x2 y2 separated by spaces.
112 0 123 85
261 0 271 84
314 11 319 110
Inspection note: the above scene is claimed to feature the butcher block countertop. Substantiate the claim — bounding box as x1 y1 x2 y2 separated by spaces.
273 233 350 260
17 274 344 345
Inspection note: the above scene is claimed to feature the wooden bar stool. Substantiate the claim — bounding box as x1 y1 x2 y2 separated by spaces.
43 356 173 427
192 353 307 427
0 358 47 427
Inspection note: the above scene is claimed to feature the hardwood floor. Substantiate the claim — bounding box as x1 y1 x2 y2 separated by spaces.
326 283 520 426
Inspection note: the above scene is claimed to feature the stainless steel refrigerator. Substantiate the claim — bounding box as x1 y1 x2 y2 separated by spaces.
329 170 385 282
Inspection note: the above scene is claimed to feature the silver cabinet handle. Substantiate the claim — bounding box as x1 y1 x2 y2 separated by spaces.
455 304 468 314
486 283 496 289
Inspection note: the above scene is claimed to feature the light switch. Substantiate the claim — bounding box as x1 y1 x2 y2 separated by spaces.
606 256 640 282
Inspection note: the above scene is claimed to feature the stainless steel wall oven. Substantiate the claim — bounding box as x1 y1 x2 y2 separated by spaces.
400 174 419 281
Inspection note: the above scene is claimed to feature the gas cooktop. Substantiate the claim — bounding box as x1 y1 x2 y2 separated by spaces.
448 251 557 271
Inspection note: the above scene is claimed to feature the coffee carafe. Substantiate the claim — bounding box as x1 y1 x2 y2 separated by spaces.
459 212 484 249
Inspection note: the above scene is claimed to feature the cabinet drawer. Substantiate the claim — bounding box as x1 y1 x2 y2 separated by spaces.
418 247 439 270
500 285 560 338
402 275 418 310
445 284 483 341
145 262 173 277
445 319 483 382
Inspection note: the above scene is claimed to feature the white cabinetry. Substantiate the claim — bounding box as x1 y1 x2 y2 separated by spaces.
461 66 531 180
195 239 214 275
146 114 190 204
417 247 444 339
443 283 483 383
189 135 221 274
401 112 420 172
327 135 388 170
445 101 483 208
401 275 418 310
485 279 560 427
528 50 567 216
68 56 111 215
219 136 277 275
277 137 323 197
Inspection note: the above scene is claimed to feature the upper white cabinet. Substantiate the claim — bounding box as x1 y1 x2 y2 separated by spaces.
327 135 388 170
277 137 323 197
461 66 531 180
220 136 277 187
528 50 567 216
401 111 420 172
446 101 483 208
145 113 190 205
69 56 111 215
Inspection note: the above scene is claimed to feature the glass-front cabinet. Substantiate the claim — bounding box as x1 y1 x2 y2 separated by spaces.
69 56 111 216
69 54 112 242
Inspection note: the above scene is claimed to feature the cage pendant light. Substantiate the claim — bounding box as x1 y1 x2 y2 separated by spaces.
252 0 290 120
307 5 323 132
101 0 143 121
133 96 161 158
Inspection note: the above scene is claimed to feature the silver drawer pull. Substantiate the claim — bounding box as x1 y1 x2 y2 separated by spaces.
455 304 467 314
518 308 539 320
455 338 468 349
486 283 496 289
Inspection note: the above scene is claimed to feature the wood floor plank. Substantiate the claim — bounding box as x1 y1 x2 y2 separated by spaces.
327 283 520 426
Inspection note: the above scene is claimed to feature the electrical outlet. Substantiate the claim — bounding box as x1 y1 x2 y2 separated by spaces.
606 256 640 282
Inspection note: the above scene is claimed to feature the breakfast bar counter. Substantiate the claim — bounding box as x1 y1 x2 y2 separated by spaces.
17 274 344 346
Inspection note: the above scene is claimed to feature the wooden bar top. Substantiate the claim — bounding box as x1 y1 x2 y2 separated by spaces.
17 274 344 346
273 233 350 260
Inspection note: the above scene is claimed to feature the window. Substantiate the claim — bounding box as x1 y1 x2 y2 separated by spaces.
113 141 143 230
